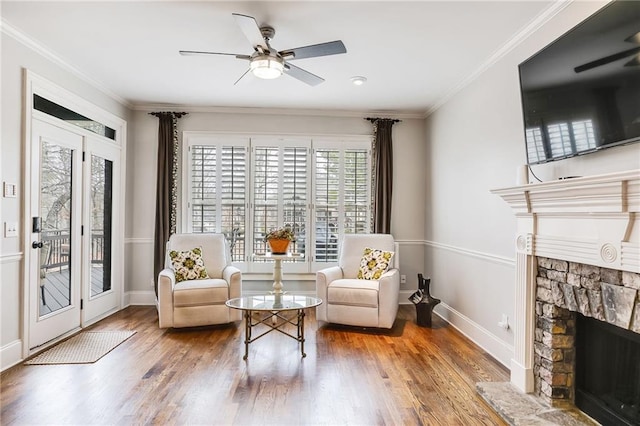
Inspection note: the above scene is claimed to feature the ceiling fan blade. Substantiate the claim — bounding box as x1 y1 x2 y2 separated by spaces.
279 40 346 60
232 13 267 50
625 55 640 67
574 46 640 73
625 32 640 44
284 63 324 86
179 50 249 60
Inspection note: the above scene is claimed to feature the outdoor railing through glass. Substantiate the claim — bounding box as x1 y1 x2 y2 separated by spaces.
41 229 105 271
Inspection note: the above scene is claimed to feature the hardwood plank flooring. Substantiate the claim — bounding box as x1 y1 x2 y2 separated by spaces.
1 306 509 425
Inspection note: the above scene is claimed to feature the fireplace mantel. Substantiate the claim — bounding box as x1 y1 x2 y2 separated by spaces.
492 169 639 273
491 169 640 393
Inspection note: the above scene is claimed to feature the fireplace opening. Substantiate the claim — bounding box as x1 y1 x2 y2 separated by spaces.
575 314 640 426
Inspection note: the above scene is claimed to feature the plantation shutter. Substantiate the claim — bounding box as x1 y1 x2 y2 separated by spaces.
343 150 370 234
283 147 308 253
220 146 247 261
252 146 280 256
251 139 309 272
188 139 248 263
185 133 370 272
313 141 370 263
190 145 216 233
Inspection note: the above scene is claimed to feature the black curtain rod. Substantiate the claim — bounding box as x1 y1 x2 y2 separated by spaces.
365 117 401 123
149 111 188 118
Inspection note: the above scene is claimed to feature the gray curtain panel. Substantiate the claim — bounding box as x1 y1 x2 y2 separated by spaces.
150 112 186 296
369 118 399 234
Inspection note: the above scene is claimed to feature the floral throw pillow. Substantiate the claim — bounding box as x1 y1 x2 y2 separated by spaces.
357 247 395 280
168 247 208 283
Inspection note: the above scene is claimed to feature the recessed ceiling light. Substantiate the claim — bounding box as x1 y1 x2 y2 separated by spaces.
350 76 367 86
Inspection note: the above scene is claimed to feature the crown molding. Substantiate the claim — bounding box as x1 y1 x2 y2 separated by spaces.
424 0 574 118
1 18 133 109
132 103 425 120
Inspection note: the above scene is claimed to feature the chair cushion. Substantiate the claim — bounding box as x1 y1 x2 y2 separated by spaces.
327 279 379 308
173 278 229 307
169 247 209 283
357 247 394 280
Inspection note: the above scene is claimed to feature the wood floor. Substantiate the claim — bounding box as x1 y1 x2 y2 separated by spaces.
1 306 509 425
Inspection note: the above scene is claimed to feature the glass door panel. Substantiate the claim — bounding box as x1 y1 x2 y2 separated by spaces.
30 118 82 350
82 138 120 324
39 141 73 316
90 155 112 297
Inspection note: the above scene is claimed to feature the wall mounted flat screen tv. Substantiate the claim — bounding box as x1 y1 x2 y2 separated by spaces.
518 1 640 165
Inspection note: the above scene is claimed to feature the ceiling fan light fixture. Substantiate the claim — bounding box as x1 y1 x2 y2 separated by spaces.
250 55 284 79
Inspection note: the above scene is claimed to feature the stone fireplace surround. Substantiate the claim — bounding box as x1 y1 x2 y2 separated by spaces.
488 169 640 422
534 257 640 404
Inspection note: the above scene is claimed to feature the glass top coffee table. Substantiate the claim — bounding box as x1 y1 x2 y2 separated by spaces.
226 294 322 359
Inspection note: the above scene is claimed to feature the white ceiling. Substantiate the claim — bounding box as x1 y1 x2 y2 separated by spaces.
1 1 557 114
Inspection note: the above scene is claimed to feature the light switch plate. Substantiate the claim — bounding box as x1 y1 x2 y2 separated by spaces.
4 222 18 238
3 182 17 198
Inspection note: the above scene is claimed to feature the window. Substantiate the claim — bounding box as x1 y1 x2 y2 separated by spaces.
34 95 116 140
183 133 371 272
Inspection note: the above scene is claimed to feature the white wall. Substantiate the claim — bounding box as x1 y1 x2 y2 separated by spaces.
424 0 640 367
125 110 426 301
0 32 130 369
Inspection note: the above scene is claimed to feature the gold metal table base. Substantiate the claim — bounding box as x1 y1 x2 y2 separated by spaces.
242 308 307 359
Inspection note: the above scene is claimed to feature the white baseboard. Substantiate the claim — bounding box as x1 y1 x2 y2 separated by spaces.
399 290 415 304
1 340 23 372
433 302 513 369
125 290 157 306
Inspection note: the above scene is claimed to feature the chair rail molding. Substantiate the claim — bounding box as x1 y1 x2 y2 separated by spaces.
0 252 23 264
425 240 515 267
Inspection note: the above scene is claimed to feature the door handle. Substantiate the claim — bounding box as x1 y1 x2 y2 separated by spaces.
32 241 43 249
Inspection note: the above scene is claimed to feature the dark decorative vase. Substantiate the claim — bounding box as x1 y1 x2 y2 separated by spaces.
415 273 441 328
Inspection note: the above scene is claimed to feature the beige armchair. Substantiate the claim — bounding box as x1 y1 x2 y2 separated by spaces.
316 234 400 329
157 233 242 328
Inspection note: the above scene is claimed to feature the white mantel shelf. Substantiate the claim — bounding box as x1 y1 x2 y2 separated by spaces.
491 169 640 394
492 169 640 273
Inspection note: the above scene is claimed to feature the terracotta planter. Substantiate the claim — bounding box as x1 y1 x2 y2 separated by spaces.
268 239 290 254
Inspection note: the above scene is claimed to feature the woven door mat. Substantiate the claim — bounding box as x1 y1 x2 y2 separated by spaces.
25 330 136 365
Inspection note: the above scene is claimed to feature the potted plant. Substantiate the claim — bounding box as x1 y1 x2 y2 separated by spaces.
264 225 295 254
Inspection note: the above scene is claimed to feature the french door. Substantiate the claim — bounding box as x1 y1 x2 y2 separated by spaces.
29 118 121 350
81 138 120 323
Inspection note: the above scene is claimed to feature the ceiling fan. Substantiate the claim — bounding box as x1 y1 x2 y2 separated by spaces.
574 32 640 73
179 13 347 86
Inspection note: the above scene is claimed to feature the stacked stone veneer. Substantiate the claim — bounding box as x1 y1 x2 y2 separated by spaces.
534 257 640 406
